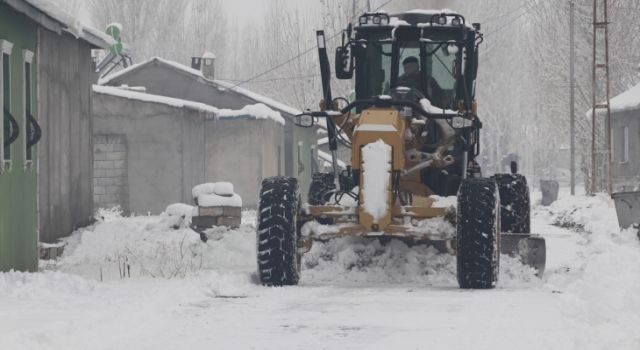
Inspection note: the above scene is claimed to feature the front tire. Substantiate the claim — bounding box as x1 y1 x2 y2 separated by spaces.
257 177 300 286
456 178 500 289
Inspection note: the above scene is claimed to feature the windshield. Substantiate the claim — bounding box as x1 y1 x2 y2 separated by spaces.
359 41 392 99
357 40 462 109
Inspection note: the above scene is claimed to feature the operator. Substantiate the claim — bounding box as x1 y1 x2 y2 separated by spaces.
397 56 448 109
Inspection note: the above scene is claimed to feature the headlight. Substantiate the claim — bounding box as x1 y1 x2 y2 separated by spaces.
359 16 368 25
438 15 447 25
373 15 381 25
451 17 461 26
451 116 473 129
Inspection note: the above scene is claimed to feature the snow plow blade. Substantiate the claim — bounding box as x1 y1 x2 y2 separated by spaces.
500 233 546 277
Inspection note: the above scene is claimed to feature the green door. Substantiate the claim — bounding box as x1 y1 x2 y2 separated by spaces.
0 4 39 272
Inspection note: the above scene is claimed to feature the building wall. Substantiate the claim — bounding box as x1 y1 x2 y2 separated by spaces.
0 3 38 271
92 93 207 214
103 63 317 200
37 28 96 243
612 110 640 191
93 134 129 211
205 118 285 208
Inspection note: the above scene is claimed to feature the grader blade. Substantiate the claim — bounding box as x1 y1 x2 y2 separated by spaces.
500 233 546 277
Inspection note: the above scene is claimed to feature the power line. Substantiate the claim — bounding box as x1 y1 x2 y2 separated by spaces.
223 0 395 91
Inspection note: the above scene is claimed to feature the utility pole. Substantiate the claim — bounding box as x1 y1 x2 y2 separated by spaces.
570 0 576 195
353 0 357 20
367 0 371 12
591 0 612 194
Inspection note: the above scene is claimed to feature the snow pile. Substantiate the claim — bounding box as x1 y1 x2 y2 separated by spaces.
537 194 640 348
0 271 96 298
302 236 536 286
536 193 617 231
192 182 242 207
52 213 257 281
361 140 392 223
161 203 197 229
215 103 285 125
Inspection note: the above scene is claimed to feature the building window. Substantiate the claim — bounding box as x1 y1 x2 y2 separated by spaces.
1 39 14 172
23 49 35 168
620 126 629 164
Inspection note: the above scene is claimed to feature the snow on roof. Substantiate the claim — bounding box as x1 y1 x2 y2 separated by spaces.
202 51 216 59
609 82 640 113
22 0 115 48
93 85 285 125
586 82 640 117
216 103 285 125
93 84 219 115
98 57 305 119
317 150 347 169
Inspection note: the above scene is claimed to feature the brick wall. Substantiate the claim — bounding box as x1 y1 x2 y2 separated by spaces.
93 134 129 211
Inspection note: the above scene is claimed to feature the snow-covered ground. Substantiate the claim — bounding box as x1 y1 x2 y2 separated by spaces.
1 192 639 349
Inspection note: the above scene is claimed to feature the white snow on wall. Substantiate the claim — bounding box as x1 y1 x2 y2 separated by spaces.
93 85 284 124
192 182 235 199
216 104 285 125
317 150 346 169
192 182 242 208
93 84 219 115
361 140 392 223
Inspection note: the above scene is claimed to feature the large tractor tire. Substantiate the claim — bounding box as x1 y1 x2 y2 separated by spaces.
456 178 501 289
492 173 530 233
256 177 300 286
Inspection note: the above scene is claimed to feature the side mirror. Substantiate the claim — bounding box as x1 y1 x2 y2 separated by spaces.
294 114 315 128
335 45 354 80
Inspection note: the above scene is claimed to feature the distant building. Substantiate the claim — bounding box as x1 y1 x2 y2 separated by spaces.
1 0 112 271
98 57 318 201
607 83 640 191
92 85 285 212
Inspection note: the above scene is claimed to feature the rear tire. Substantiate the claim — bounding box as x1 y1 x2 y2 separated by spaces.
257 177 300 286
491 173 530 233
456 178 500 289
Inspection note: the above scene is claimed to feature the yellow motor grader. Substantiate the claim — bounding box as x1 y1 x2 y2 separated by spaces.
256 10 546 289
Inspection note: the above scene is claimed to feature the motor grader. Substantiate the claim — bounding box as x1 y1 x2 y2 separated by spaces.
256 10 546 289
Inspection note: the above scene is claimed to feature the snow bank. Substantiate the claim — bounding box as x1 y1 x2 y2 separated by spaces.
51 212 257 281
538 193 640 348
361 140 392 223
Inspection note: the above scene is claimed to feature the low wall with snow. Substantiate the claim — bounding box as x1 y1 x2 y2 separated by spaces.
92 93 207 214
92 90 285 212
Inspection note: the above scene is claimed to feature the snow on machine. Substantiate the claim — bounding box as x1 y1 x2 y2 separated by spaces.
256 10 546 288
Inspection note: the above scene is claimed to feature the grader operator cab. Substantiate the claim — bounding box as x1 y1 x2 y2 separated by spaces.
256 10 546 289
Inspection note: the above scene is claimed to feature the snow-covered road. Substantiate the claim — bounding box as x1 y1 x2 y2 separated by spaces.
1 194 639 349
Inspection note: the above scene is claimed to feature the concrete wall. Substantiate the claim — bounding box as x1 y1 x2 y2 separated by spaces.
205 118 285 208
92 93 207 214
104 62 300 182
612 110 640 191
93 134 129 211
